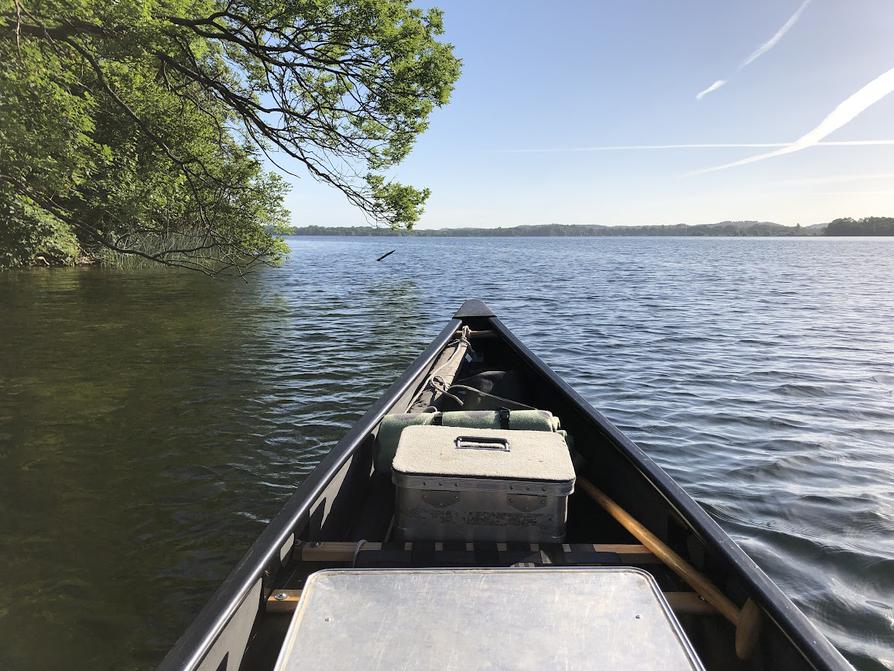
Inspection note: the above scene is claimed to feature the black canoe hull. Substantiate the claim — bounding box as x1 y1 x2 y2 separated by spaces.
159 300 851 671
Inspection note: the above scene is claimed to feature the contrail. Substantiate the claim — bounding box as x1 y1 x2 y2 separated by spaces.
696 0 811 99
696 80 727 100
688 66 894 175
741 0 812 68
500 140 894 154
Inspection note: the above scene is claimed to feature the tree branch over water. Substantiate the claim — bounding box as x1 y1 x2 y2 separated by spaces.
0 0 460 270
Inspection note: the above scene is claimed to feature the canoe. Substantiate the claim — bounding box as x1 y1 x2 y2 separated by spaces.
159 300 851 671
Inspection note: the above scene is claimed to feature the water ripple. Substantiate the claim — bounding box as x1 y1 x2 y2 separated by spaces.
0 237 892 669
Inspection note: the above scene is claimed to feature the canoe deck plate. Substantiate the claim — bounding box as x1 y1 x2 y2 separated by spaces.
273 567 705 671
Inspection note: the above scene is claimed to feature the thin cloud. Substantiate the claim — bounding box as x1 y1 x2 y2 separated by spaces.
500 140 894 154
782 173 894 185
688 66 894 175
811 190 894 196
696 80 727 100
696 0 811 99
504 143 786 153
740 0 812 68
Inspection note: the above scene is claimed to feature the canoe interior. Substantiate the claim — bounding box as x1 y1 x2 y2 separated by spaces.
161 303 849 671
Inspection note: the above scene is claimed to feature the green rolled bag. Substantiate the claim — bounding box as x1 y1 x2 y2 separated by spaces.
374 409 567 474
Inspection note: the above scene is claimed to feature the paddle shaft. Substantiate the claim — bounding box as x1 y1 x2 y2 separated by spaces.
578 477 741 625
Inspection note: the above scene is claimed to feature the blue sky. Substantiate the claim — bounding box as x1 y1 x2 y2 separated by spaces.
284 0 894 228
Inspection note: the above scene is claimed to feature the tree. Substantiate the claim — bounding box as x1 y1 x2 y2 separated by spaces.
824 217 894 236
0 0 460 271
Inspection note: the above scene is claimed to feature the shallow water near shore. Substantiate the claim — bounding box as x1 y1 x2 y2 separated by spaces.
1 236 892 670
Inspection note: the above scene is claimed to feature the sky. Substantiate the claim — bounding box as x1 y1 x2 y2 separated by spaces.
281 0 894 228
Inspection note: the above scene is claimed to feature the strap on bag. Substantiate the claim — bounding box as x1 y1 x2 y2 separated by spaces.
498 407 511 430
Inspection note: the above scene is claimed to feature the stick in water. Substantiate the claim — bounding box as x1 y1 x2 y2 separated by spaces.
376 249 396 262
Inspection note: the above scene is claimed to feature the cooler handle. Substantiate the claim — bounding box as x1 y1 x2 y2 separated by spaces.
454 436 510 452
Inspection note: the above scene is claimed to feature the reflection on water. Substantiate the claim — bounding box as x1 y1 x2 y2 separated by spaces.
1 237 892 670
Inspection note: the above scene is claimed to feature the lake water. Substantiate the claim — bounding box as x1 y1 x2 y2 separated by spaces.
1 236 892 670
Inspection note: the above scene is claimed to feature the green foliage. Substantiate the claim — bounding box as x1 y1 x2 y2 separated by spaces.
0 189 81 266
365 175 430 230
824 217 894 236
0 0 460 270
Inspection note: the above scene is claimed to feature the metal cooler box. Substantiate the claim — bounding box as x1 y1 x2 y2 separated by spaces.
391 425 575 543
273 568 705 671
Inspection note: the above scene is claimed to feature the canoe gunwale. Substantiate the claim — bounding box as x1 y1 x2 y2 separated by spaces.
158 317 463 671
159 300 852 671
487 314 850 671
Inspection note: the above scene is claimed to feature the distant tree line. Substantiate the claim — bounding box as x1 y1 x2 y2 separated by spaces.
283 221 827 237
284 218 894 238
282 225 414 237
823 217 894 236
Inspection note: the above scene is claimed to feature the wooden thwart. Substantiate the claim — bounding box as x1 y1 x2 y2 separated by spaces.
266 589 302 614
265 587 717 617
295 540 658 564
299 541 379 562
664 592 717 615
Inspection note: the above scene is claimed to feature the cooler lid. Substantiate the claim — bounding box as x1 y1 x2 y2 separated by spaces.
391 425 574 484
273 568 705 671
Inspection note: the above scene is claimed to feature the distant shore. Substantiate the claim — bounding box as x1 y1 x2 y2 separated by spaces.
283 217 894 237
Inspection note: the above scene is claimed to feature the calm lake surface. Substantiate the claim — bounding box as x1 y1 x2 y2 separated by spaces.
1 237 893 670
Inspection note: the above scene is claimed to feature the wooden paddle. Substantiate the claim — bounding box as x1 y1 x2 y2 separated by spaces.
578 477 762 659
